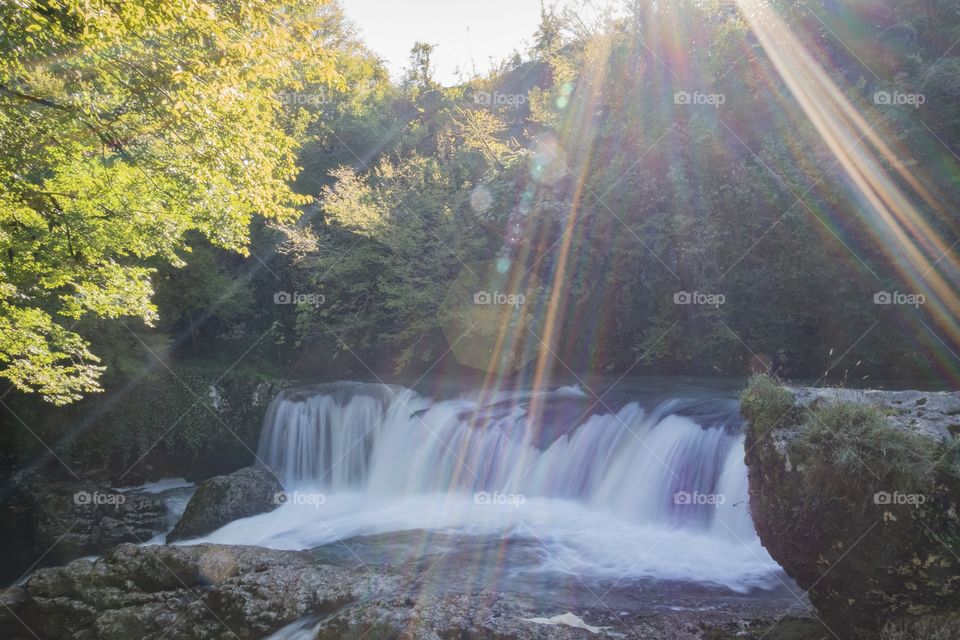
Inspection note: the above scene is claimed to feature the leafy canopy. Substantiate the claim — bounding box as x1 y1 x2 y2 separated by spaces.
0 0 343 403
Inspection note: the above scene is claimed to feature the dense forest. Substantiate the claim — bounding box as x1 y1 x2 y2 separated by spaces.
0 0 959 487
3 0 960 414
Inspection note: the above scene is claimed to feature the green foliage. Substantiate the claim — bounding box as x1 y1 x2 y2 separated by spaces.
152 237 256 354
0 0 345 403
405 42 438 93
284 0 952 378
3 360 282 478
281 90 524 370
5 0 960 400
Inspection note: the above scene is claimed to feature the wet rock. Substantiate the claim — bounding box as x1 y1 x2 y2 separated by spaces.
307 592 819 640
167 466 283 542
312 592 621 640
1 537 822 640
3 543 391 640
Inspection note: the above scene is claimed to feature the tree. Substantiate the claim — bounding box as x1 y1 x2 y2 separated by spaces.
406 42 438 92
532 2 564 58
0 0 345 403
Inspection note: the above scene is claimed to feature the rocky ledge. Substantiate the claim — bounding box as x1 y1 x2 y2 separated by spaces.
741 375 960 639
0 542 395 640
0 541 821 640
0 476 168 584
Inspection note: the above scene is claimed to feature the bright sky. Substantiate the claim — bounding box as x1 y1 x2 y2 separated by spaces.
339 0 592 86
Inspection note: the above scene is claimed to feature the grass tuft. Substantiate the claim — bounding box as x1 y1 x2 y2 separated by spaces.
741 373 797 434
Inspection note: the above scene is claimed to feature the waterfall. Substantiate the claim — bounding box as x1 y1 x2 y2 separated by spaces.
256 382 759 540
194 381 781 593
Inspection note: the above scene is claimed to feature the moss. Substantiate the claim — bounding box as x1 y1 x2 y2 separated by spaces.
741 377 960 637
790 401 938 505
741 373 798 434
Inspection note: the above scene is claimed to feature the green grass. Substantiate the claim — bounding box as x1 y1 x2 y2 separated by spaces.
742 374 952 509
740 373 798 433
794 400 937 497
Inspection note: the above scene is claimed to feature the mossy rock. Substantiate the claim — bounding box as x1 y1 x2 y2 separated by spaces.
167 466 283 542
741 375 960 638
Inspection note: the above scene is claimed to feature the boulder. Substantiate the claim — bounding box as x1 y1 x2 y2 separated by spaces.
1 542 392 640
167 466 283 542
741 376 960 638
0 476 167 583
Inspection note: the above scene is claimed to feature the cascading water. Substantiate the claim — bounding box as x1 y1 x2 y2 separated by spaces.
193 381 784 594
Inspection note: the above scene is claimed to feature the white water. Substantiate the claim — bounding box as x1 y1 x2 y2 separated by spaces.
189 382 782 593
115 477 194 494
